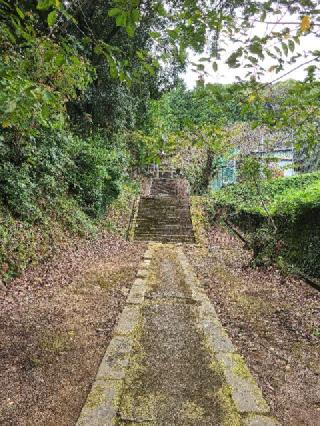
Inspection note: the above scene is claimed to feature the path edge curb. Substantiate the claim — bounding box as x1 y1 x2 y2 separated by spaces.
176 248 282 426
76 243 154 426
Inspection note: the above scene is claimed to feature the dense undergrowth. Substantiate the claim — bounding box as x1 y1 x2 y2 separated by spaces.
210 171 320 217
0 179 139 283
1 102 135 282
0 2 165 283
209 172 320 279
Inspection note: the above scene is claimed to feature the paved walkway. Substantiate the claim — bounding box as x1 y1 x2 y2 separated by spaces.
77 244 280 426
118 246 227 424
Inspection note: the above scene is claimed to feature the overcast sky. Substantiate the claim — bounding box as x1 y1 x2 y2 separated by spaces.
183 18 319 88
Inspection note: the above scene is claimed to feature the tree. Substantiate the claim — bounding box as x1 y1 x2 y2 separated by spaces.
1 0 319 207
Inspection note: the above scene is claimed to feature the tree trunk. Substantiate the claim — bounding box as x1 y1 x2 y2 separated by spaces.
201 149 214 192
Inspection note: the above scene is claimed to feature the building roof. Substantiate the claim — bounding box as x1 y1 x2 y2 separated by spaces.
229 123 294 156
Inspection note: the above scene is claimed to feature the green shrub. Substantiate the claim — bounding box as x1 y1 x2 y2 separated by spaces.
209 172 320 278
0 162 41 220
270 180 320 218
67 135 124 217
210 171 320 216
0 129 72 220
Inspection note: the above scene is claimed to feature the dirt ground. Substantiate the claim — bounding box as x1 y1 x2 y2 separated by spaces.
0 232 146 426
185 225 320 426
1 195 319 426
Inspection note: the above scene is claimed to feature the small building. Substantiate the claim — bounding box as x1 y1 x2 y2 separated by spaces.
211 126 295 190
250 146 295 177
211 156 237 190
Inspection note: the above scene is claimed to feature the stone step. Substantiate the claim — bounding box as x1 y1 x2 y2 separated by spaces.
152 185 176 189
135 224 193 230
136 227 192 233
135 230 194 236
133 173 194 243
138 209 189 214
150 181 178 185
150 187 177 194
139 199 189 206
151 181 177 187
136 222 193 228
137 207 190 211
138 207 190 212
152 178 177 188
136 223 193 228
158 171 174 178
135 231 194 236
138 205 188 209
134 235 195 243
137 211 190 216
138 203 188 206
135 226 193 232
138 211 190 215
139 201 181 205
135 236 194 242
135 215 191 220
136 228 193 235
138 213 190 217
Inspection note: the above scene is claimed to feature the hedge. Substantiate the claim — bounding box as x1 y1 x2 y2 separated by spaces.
209 172 320 278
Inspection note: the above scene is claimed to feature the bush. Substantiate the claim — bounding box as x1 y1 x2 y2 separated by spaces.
210 171 320 216
209 172 320 278
0 162 40 220
0 127 129 221
0 129 72 220
67 135 125 217
271 180 320 218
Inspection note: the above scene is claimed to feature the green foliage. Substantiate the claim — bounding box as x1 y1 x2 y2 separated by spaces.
141 82 246 191
146 82 245 136
0 129 69 220
108 0 141 37
271 180 320 218
1 0 319 283
248 225 278 267
210 172 320 216
210 172 320 276
0 0 169 282
68 135 124 217
238 157 272 183
0 162 41 219
240 80 320 150
0 38 92 136
0 129 127 221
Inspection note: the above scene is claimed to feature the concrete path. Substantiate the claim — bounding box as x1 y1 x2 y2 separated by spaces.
77 244 280 426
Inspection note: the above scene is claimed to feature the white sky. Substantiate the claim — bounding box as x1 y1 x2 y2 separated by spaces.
183 19 320 88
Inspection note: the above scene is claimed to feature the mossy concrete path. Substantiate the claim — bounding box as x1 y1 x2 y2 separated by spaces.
77 244 281 426
118 246 228 424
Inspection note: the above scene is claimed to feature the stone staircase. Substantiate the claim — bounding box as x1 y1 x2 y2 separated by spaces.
134 176 195 243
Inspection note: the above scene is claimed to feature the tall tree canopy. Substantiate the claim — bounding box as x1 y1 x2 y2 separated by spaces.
0 0 319 201
0 0 319 280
